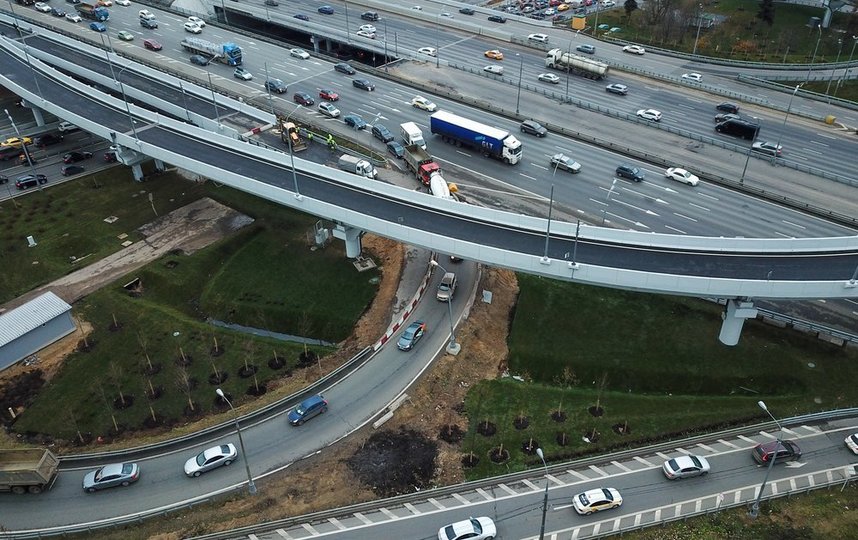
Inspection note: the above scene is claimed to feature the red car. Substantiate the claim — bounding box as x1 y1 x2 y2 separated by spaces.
143 38 162 51
319 88 339 101
549 0 562 5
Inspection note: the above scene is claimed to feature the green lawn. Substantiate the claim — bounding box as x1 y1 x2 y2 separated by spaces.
461 275 858 479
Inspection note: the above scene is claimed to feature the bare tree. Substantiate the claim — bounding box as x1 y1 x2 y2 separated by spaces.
175 365 195 412
94 382 119 433
108 361 126 406
136 331 155 372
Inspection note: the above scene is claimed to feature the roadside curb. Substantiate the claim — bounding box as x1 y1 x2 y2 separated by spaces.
373 254 437 351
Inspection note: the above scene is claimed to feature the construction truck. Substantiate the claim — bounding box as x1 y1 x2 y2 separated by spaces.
544 48 609 79
280 121 307 152
0 448 60 494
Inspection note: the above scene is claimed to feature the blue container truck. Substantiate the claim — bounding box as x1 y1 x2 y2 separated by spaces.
429 110 522 164
180 38 243 66
75 3 110 21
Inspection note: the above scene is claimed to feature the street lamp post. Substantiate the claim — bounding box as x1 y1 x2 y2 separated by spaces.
515 53 524 115
264 62 275 114
536 448 549 540
429 260 460 355
739 116 760 185
215 388 257 495
344 1 351 43
4 108 40 185
564 40 572 103
805 25 822 83
749 400 782 518
825 38 844 100
692 4 704 56
773 84 801 165
284 103 302 199
849 36 858 64
435 14 441 68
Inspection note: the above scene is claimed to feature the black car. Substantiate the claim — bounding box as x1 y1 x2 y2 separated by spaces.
520 120 547 137
360 11 379 21
50 7 66 16
265 79 287 93
33 133 63 147
190 55 209 66
386 141 405 158
487 14 507 23
716 102 740 114
371 124 394 143
616 164 645 182
352 78 375 91
344 114 367 130
334 62 356 75
459 7 475 15
263 0 278 5
63 151 93 164
293 13 309 21
62 164 85 176
293 92 314 106
15 174 47 190
0 175 8 184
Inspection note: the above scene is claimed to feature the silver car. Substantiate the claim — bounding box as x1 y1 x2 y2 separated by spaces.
82 463 140 492
662 454 710 479
550 153 582 173
184 443 238 477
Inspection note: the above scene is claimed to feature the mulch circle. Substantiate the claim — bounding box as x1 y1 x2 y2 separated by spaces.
246 384 267 397
108 322 123 332
208 372 229 385
556 431 570 446
72 432 94 447
551 410 567 422
489 446 510 464
142 416 162 429
298 351 318 368
210 346 226 357
476 420 497 437
175 355 193 367
439 424 465 444
588 405 604 417
582 430 601 443
213 393 232 408
513 415 530 430
142 363 162 376
238 365 259 378
462 452 480 468
268 356 286 370
112 395 134 410
183 403 202 418
77 339 96 353
145 386 163 401
612 422 632 435
521 439 539 455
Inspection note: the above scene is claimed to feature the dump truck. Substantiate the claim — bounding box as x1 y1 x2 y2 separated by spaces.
545 48 609 79
75 3 110 21
180 38 243 66
429 110 522 165
403 144 445 186
0 448 60 494
338 154 377 179
280 121 307 152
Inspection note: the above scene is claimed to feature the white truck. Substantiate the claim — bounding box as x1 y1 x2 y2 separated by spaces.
338 154 378 179
400 122 426 149
544 48 609 80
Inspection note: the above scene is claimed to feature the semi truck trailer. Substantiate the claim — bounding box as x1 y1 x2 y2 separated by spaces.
429 110 522 165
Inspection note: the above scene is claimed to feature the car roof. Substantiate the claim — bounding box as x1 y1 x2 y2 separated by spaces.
301 395 325 407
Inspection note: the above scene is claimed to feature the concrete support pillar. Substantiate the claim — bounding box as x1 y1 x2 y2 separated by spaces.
30 107 45 127
153 158 165 172
332 224 363 258
719 298 758 346
130 163 145 182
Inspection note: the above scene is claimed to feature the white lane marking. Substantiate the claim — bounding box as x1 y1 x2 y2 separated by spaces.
520 173 538 180
697 191 719 201
427 497 446 509
664 225 686 234
522 479 541 491
380 507 397 519
613 198 659 216
673 212 698 222
611 460 632 472
302 522 321 534
353 513 373 525
498 483 518 495
781 220 807 229
718 439 739 449
328 517 347 530
403 502 420 514
588 465 609 477
774 231 795 238
546 473 565 486
475 488 494 501
452 493 470 505
689 202 711 212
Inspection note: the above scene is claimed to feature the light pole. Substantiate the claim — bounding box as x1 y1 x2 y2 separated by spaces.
515 53 524 115
805 25 822 83
749 400 782 518
542 184 555 260
849 36 858 64
215 388 257 495
435 14 441 68
8 1 45 100
600 178 617 226
5 108 40 185
264 62 274 114
692 4 704 56
564 40 572 103
206 70 222 130
536 448 549 540
739 117 760 185
825 38 843 100
113 69 140 143
284 103 302 199
429 260 460 355
100 33 117 82
344 1 351 43
773 84 801 165
383 19 389 72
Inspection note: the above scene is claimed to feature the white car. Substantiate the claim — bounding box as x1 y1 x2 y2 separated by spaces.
665 167 700 186
572 487 623 515
440 12 454 18
358 24 376 33
484 65 503 75
636 108 662 122
115 0 130 5
66 13 82 22
34 2 51 12
682 72 703 82
187 16 206 27
356 30 376 39
438 516 496 540
319 102 341 118
622 44 646 55
845 433 858 454
751 141 783 156
184 22 202 33
528 33 549 43
411 96 437 112
602 0 616 6
138 9 155 19
184 444 238 477
538 73 560 84
417 47 437 57
290 48 310 59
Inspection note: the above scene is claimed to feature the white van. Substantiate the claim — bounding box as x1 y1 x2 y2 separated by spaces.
528 33 549 43
400 122 426 149
436 272 457 302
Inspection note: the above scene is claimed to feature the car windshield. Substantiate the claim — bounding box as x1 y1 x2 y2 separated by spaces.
469 518 483 533
601 488 614 501
196 452 208 466
403 327 416 340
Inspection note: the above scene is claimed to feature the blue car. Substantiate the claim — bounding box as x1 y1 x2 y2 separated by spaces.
397 321 426 351
343 114 366 130
288 395 328 425
89 22 107 32
317 5 333 14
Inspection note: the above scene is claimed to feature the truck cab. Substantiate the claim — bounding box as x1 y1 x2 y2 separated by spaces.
400 122 426 149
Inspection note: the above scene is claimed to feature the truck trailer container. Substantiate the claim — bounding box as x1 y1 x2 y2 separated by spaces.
429 110 522 165
180 38 243 66
0 448 60 494
75 3 110 21
545 48 609 79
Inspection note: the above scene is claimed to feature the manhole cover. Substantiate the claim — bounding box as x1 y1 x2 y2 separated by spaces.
814 397 823 404
807 362 816 368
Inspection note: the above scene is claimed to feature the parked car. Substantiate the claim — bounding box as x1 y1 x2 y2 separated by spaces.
318 102 340 118
550 153 581 173
538 73 560 84
397 321 426 351
716 102 740 114
752 440 802 464
371 124 394 143
682 72 703 82
317 5 334 14
82 463 140 492
233 67 252 80
288 395 328 425
520 120 547 137
264 79 287 93
636 108 662 122
576 44 596 54
117 30 134 41
616 163 644 182
15 174 48 190
622 44 646 55
58 121 79 132
665 167 700 186
334 62 356 75
411 96 437 112
190 55 209 66
387 140 405 158
143 38 162 51
115 0 129 5
89 22 107 32
63 151 93 163
751 141 783 156
184 444 238 477
290 48 310 59
572 487 623 515
438 516 496 540
343 114 367 129
606 83 628 95
61 164 85 176
483 65 504 75
352 78 375 91
293 92 314 106
662 455 710 479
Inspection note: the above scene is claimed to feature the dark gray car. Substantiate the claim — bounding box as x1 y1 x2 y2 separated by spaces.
616 164 644 182
372 124 394 143
520 120 547 137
